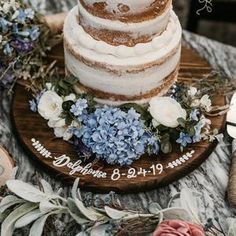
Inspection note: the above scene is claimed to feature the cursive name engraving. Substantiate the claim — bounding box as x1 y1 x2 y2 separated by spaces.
31 138 195 181
53 155 107 178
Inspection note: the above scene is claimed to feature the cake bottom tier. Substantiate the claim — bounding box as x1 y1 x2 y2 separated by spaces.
65 44 181 105
73 64 179 105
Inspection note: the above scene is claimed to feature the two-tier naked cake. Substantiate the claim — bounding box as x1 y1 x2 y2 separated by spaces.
64 0 182 105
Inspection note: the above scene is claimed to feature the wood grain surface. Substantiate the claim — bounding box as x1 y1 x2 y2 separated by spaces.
11 46 226 193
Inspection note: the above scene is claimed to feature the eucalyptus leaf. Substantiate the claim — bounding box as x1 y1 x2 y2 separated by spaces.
40 179 54 195
74 198 100 221
160 207 191 221
91 224 110 236
71 178 80 200
0 195 25 213
67 198 89 224
29 211 59 236
6 180 50 203
104 206 129 220
1 202 37 236
148 203 162 214
39 200 64 213
14 209 45 228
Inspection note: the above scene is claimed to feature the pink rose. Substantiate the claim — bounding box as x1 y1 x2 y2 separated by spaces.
153 220 205 236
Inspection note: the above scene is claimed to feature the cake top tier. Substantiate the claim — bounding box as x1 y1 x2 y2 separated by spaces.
79 0 171 22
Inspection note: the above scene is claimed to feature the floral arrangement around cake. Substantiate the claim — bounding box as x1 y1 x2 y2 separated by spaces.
0 0 230 167
29 79 218 166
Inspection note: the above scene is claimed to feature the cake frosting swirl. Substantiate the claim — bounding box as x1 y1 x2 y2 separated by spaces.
64 0 182 105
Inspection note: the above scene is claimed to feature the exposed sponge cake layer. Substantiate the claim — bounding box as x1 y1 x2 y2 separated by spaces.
78 1 171 46
64 4 182 105
79 0 171 23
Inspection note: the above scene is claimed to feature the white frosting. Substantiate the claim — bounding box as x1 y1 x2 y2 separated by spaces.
64 6 181 65
79 1 171 39
65 46 180 96
64 5 182 104
81 0 159 14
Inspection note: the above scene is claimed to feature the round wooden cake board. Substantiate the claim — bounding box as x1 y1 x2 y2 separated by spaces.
11 46 226 193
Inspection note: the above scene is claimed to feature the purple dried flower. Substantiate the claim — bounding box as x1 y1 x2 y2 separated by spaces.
10 39 34 54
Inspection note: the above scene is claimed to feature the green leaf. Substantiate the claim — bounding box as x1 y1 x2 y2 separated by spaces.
187 126 196 136
161 141 172 154
28 211 61 236
0 195 25 213
14 209 45 228
148 203 162 214
6 180 50 203
104 206 129 220
1 202 37 236
177 118 186 128
62 101 74 111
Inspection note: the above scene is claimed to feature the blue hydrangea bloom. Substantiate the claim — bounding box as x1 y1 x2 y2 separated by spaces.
3 44 13 55
0 18 11 33
29 99 37 112
189 109 200 121
70 99 88 117
25 8 35 19
176 132 192 147
73 106 159 166
192 119 205 143
30 26 40 41
17 9 27 23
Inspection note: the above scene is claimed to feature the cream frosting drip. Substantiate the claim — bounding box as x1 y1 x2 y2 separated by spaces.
78 1 171 40
64 6 182 67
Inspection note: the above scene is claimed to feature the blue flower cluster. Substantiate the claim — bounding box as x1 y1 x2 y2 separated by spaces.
72 106 159 166
70 99 88 119
29 90 45 112
176 118 206 147
0 5 40 56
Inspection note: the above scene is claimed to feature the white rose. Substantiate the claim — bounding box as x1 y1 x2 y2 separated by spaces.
38 91 63 120
149 97 187 128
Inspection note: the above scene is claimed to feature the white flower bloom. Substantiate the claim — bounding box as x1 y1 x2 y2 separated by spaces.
54 127 72 141
11 10 19 20
48 117 66 128
188 87 198 97
3 3 11 13
45 82 54 91
38 91 63 120
200 95 212 112
149 97 187 128
191 99 200 108
64 93 76 102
